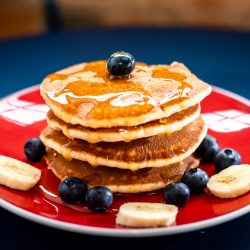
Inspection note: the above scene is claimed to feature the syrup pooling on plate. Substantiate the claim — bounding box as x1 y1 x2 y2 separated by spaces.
45 61 193 120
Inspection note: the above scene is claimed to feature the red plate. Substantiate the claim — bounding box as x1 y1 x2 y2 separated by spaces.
0 85 250 237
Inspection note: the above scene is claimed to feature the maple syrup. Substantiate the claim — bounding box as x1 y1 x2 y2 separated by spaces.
45 61 193 120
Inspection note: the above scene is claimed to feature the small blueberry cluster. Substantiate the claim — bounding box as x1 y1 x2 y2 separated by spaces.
163 135 241 207
59 177 113 212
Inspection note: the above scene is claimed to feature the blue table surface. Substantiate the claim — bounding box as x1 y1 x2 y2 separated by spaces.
0 27 250 249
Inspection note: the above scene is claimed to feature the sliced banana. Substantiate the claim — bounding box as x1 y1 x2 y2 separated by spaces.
207 164 250 198
0 155 41 191
116 202 178 228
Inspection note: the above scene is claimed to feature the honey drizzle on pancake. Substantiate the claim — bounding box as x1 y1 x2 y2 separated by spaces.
46 61 193 120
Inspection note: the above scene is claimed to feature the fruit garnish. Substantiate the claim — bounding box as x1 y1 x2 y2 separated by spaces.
106 51 135 77
181 168 209 194
207 164 250 198
24 138 46 162
0 155 41 191
196 135 219 162
163 182 190 207
214 148 241 172
58 177 88 203
85 186 113 212
116 202 178 228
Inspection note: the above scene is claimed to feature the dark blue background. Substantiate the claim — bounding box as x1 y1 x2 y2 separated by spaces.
0 28 250 249
0 28 250 99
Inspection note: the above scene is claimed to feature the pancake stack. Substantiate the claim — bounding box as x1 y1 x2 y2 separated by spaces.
40 60 212 193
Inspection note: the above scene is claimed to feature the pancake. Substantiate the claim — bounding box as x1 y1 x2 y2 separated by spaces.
41 61 211 128
40 116 207 171
47 104 200 143
46 149 199 193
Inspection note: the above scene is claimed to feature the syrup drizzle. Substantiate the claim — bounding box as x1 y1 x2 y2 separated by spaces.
45 61 193 120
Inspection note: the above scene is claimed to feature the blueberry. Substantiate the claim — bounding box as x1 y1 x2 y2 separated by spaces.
181 168 209 194
196 135 219 162
85 186 113 212
107 52 135 76
58 177 88 203
24 138 46 162
163 182 190 207
214 148 241 172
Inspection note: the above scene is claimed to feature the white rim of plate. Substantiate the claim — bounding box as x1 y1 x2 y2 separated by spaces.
0 85 249 237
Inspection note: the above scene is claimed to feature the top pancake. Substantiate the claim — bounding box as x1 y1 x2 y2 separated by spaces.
41 60 211 128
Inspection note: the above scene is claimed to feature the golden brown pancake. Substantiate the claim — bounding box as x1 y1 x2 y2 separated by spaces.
46 149 199 193
47 104 200 143
41 61 211 128
40 116 207 171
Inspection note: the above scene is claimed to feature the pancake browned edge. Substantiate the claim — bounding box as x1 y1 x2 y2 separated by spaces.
46 149 199 193
40 116 207 171
47 104 200 143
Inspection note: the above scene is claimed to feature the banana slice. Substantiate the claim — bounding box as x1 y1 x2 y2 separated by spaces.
207 164 250 198
0 156 41 191
116 202 178 228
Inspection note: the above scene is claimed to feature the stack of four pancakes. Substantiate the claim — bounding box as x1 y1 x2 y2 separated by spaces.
40 60 211 193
